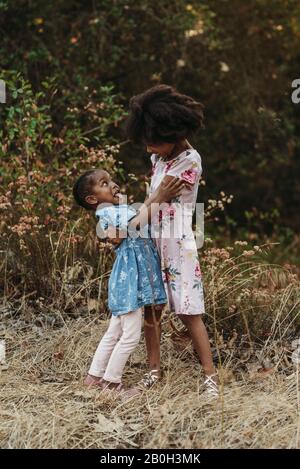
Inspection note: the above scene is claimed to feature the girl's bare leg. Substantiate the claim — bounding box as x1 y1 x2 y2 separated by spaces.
178 314 216 376
144 305 164 376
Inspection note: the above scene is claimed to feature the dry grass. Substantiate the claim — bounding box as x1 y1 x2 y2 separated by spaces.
1 313 300 449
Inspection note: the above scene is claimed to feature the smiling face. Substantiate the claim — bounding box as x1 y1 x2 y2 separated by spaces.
85 169 122 207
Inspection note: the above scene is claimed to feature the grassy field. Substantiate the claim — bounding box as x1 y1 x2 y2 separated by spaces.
1 234 300 448
1 308 300 449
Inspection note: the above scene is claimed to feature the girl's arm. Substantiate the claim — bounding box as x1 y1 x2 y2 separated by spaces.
104 176 184 245
128 176 184 230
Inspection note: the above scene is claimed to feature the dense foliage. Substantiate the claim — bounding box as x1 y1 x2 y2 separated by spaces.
0 1 299 308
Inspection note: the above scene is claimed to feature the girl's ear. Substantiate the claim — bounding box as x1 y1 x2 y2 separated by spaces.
85 194 98 205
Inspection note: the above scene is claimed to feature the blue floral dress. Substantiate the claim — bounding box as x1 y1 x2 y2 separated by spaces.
96 204 167 316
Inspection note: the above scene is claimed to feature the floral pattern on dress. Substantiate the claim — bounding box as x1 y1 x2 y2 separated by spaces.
96 204 167 316
149 149 205 315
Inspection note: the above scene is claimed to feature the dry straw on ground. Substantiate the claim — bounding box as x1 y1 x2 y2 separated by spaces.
1 313 300 449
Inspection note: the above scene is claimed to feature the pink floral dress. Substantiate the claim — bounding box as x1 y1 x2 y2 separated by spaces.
148 148 205 315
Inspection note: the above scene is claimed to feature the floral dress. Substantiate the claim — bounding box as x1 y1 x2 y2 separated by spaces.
148 149 205 315
96 204 167 316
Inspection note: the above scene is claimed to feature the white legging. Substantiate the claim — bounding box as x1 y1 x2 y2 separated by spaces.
88 308 142 383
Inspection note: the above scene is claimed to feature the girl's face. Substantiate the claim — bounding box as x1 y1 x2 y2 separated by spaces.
85 170 122 207
146 142 176 158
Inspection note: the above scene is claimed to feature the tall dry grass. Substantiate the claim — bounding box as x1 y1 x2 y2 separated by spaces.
1 313 300 449
1 235 300 448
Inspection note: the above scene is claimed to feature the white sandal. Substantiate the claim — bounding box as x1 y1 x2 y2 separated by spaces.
203 373 219 398
140 369 161 388
126 369 161 396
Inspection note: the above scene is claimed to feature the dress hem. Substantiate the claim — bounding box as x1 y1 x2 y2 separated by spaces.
167 308 205 316
111 298 167 316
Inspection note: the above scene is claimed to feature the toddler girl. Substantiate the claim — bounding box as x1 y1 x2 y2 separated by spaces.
73 168 183 397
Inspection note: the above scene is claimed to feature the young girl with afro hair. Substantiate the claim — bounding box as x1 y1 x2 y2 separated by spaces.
115 85 219 397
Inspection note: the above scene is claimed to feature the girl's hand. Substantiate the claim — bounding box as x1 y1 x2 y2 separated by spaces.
156 176 185 203
104 225 126 246
127 177 185 231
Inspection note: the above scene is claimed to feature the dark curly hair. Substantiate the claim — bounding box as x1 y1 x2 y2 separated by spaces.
125 84 204 144
73 169 97 210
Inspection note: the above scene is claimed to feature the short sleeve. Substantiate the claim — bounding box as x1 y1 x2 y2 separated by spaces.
95 205 137 232
95 207 112 232
165 150 202 185
114 205 137 231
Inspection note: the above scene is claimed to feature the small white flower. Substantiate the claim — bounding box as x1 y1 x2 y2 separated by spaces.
120 270 127 281
220 61 230 72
